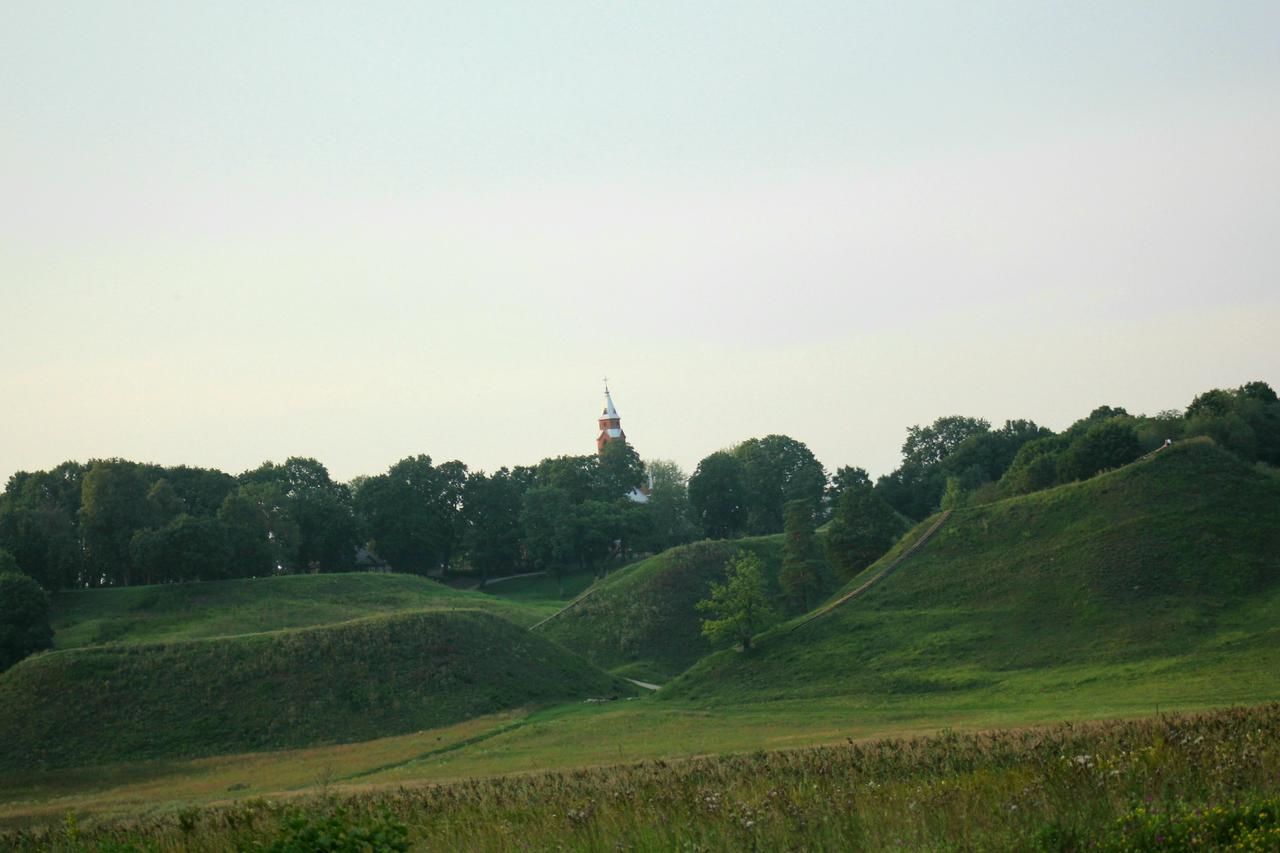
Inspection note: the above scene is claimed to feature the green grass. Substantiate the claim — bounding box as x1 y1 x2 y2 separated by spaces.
537 535 833 680
477 569 599 619
665 440 1280 706
0 609 632 771
7 704 1279 851
50 571 544 649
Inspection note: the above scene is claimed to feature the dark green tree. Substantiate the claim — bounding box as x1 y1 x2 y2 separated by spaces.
688 451 747 539
129 514 231 583
462 468 525 586
0 569 53 671
596 439 645 500
640 459 697 552
217 484 285 576
733 435 827 535
0 464 85 590
779 499 825 611
1056 419 1142 483
520 486 576 593
80 460 152 586
243 458 358 572
354 456 468 576
825 481 901 580
696 550 779 651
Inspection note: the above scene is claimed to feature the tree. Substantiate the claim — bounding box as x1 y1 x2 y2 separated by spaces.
462 469 525 586
733 435 827 535
80 460 152 586
596 439 645 500
243 458 358 573
0 569 53 671
688 451 747 539
218 482 297 575
1056 419 1142 483
354 456 468 576
778 500 825 611
825 481 901 580
878 416 992 520
641 459 697 552
520 486 576 594
0 465 85 590
130 514 231 584
697 550 779 651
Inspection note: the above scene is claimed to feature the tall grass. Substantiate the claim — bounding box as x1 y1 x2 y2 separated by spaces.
8 704 1278 851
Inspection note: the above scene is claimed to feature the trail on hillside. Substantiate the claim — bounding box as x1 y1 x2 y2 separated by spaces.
528 581 604 630
788 510 952 633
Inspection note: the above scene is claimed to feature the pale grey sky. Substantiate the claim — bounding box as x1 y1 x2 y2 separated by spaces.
2 2 1278 485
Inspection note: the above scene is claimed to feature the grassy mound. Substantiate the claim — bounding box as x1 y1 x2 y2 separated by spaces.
0 610 629 770
665 440 1280 705
51 572 542 649
537 536 811 681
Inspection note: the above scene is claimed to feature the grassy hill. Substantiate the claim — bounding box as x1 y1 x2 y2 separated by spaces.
51 571 542 649
0 609 630 770
665 440 1280 706
538 535 833 681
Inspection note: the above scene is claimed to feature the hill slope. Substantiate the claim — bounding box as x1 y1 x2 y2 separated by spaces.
665 440 1280 706
0 610 629 770
538 535 830 681
51 572 542 649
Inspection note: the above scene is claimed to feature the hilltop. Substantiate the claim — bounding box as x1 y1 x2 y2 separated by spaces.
50 571 543 650
665 440 1280 706
0 609 630 770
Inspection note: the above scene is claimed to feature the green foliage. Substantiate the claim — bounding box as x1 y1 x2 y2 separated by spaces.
688 451 747 538
1055 418 1142 482
12 705 1280 852
669 441 1280 704
79 460 152 586
462 468 524 584
596 439 646 499
0 571 53 671
732 435 827 535
1104 798 1280 851
824 480 901 580
539 536 804 678
778 500 826 610
354 455 467 575
260 807 409 853
0 609 628 770
641 459 698 552
242 458 359 573
697 551 779 651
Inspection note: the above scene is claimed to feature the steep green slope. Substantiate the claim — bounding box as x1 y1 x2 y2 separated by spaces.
51 572 541 649
666 440 1280 705
0 610 630 770
538 535 825 681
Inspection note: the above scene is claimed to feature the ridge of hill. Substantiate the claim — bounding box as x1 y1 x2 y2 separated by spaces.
0 609 630 771
537 535 827 681
664 440 1280 705
50 572 543 650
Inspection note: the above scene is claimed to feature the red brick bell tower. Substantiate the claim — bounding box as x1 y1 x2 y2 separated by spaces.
596 383 625 454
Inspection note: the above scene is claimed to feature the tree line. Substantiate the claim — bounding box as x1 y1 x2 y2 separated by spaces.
2 379 1275 598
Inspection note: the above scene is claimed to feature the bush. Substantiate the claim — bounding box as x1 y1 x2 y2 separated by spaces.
0 570 53 671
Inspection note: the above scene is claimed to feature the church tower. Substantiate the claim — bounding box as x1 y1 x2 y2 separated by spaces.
596 384 626 454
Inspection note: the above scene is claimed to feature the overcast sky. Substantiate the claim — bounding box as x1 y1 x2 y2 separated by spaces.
2 1 1278 486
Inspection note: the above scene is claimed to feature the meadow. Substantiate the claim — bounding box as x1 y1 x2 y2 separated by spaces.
5 703 1278 850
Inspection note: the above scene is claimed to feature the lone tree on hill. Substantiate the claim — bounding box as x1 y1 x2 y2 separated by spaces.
825 481 901 580
0 559 54 671
697 550 779 652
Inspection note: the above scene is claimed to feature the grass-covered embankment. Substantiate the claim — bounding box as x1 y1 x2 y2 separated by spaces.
667 440 1280 705
50 571 543 649
537 535 812 680
9 703 1279 851
0 609 630 770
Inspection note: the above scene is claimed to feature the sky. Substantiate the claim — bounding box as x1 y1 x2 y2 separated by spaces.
2 1 1278 486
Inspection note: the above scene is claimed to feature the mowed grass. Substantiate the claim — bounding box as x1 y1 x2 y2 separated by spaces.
50 572 544 650
0 610 632 771
666 440 1280 705
8 704 1279 851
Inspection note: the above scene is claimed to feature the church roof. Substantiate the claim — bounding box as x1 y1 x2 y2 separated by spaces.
602 387 619 419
